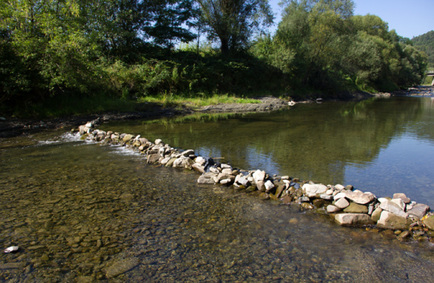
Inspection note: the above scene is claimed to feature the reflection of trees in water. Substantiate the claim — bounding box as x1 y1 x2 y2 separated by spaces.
406 97 434 142
103 97 426 184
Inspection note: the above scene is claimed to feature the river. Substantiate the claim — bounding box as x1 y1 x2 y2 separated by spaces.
0 96 433 281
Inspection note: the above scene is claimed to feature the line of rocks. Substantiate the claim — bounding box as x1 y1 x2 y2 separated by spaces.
75 121 434 243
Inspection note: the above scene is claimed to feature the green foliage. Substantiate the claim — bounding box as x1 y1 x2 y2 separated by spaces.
412 30 434 69
197 0 274 54
259 0 428 94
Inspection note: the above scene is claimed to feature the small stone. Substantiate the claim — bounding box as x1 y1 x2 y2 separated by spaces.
301 203 314 209
106 257 139 278
122 134 134 143
397 230 411 240
345 185 353 190
195 156 206 166
192 163 205 174
334 213 373 226
334 184 345 190
264 180 275 192
343 202 368 214
182 149 195 157
320 194 333 200
371 207 383 223
407 203 430 219
302 183 328 198
197 172 218 184
393 193 411 204
378 198 408 218
391 198 405 210
312 199 326 208
327 205 341 213
335 197 350 209
423 215 434 230
344 190 376 205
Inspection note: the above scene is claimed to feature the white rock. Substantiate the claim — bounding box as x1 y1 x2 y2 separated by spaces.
334 184 345 190
344 190 376 205
335 197 350 209
391 198 405 210
335 213 373 226
4 246 19 253
333 192 347 201
195 156 206 166
264 180 275 192
327 205 341 213
302 184 328 198
379 199 408 218
377 211 411 230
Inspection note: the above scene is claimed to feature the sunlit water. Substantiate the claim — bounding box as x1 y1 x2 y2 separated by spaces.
102 96 434 208
0 97 433 281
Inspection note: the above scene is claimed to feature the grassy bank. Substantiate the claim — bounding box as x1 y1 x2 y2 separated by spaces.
2 93 263 119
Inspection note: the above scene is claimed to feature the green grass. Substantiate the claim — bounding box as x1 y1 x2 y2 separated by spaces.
5 92 263 118
138 93 261 108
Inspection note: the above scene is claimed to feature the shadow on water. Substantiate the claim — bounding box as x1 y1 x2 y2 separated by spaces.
0 135 433 281
101 96 434 207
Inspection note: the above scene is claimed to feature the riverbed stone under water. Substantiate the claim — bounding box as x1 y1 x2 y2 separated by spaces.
0 132 433 282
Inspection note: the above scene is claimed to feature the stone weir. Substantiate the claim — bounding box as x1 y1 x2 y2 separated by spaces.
74 120 434 243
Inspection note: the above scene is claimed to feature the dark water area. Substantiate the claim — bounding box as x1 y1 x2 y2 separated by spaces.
102 96 434 209
0 96 433 281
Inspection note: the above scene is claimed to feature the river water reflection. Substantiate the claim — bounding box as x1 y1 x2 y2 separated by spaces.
0 96 433 281
103 96 434 208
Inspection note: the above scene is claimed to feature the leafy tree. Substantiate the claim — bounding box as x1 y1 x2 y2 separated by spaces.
412 30 434 69
196 0 273 55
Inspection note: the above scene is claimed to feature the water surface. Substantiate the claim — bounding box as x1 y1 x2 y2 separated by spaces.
0 133 433 281
102 96 434 208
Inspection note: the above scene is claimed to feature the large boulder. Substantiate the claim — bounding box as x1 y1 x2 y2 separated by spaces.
377 211 412 230
334 213 373 226
302 183 328 198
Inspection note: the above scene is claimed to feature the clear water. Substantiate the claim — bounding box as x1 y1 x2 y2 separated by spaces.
0 97 433 281
102 96 434 208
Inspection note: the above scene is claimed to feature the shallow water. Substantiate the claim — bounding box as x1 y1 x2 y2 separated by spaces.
102 96 434 208
0 134 432 282
0 97 434 281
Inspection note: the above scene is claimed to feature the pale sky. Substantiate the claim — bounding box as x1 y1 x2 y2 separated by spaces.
270 0 434 39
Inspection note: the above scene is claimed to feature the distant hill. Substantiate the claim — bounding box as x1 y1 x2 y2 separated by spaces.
412 30 434 69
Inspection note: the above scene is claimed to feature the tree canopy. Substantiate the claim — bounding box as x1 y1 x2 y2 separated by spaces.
197 0 273 54
0 0 429 116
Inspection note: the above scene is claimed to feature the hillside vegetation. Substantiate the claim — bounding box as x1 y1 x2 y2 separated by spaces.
412 31 434 69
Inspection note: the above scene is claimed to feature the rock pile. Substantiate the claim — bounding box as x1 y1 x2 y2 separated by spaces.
75 121 434 242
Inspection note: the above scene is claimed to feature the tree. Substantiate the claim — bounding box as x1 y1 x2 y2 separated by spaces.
197 0 273 55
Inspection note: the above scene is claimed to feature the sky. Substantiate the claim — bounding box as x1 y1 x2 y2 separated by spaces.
269 0 434 39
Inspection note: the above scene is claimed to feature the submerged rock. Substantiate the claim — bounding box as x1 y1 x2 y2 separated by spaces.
377 211 412 230
335 213 373 226
105 257 139 278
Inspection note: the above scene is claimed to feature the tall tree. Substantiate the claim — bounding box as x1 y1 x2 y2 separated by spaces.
197 0 273 55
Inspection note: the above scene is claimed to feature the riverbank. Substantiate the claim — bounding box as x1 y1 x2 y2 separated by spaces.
2 86 433 138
